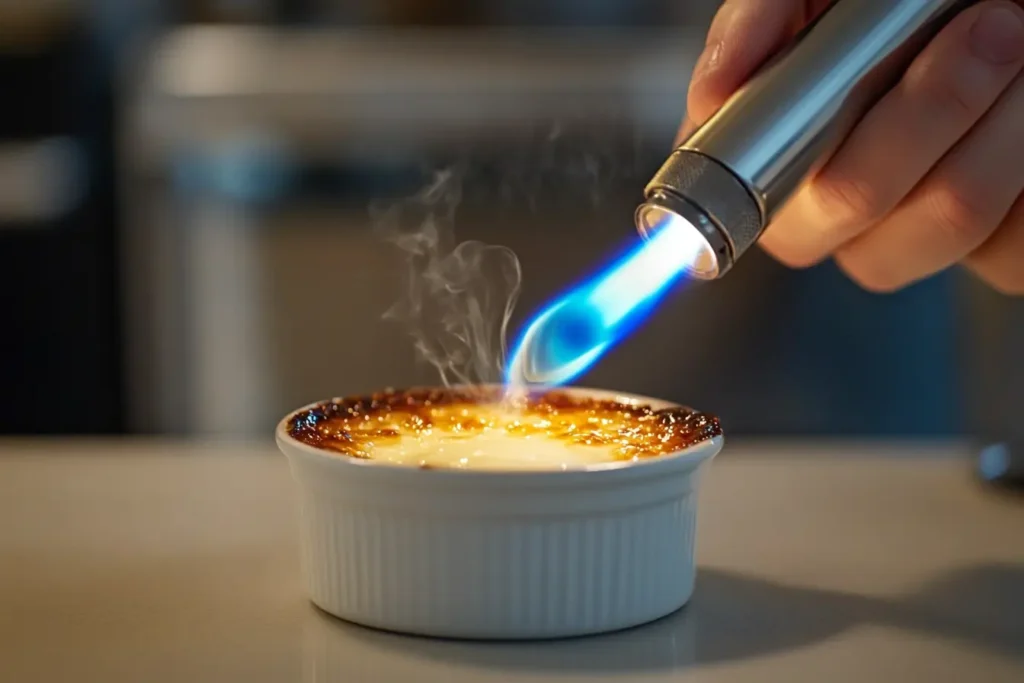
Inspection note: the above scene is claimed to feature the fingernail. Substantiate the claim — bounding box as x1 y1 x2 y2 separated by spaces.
694 41 723 79
970 4 1024 64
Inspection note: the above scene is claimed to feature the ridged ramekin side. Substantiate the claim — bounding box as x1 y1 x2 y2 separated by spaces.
294 478 702 639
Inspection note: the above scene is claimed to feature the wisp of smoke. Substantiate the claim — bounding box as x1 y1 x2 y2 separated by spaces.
372 167 522 388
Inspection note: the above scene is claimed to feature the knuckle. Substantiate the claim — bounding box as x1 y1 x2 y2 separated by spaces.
809 174 883 226
905 56 978 121
761 242 824 270
850 270 904 294
927 182 991 245
981 268 1024 296
758 222 829 270
834 251 903 294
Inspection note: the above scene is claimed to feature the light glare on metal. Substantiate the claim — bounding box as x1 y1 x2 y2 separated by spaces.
636 203 720 279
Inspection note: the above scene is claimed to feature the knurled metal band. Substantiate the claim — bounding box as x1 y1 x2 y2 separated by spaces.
644 150 765 261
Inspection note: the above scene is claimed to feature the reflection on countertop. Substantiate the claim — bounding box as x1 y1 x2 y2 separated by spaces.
0 440 1021 682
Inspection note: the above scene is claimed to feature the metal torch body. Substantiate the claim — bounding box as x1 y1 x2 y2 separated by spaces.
637 0 976 279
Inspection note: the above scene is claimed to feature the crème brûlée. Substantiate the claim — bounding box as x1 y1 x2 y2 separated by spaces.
287 387 722 471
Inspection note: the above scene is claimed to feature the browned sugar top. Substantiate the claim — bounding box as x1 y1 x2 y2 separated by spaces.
287 387 722 464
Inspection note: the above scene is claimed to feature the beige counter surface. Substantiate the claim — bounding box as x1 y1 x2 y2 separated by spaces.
0 440 1021 682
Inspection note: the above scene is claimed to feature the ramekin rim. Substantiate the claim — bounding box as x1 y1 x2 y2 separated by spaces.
275 386 723 480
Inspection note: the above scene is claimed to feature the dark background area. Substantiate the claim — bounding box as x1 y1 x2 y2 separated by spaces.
0 0 1020 439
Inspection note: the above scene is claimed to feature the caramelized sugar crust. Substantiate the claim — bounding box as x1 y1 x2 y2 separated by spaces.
287 387 722 464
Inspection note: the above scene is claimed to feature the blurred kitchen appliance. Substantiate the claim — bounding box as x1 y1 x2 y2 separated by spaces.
0 1 122 433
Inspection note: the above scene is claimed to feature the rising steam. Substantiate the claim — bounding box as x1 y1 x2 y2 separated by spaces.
372 167 522 387
372 121 646 389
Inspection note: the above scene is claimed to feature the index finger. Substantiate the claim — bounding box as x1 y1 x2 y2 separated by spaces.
680 0 827 143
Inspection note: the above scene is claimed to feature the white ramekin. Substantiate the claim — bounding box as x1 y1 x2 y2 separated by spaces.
277 387 723 640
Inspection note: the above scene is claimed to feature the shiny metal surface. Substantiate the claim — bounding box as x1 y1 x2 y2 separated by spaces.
688 0 971 212
1 441 1022 682
635 196 726 278
639 150 762 275
639 0 974 279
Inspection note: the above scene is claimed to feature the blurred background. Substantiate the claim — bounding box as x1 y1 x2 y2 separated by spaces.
1 0 1022 440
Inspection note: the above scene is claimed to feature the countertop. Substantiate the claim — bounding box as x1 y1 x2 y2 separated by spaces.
0 440 1021 682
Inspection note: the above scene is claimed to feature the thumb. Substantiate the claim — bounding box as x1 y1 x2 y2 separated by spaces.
680 0 811 144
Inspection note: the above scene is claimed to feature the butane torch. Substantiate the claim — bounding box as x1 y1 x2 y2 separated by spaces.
635 0 974 279
508 0 975 387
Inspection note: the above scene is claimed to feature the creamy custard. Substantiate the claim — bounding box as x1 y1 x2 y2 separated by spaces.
357 431 621 470
287 387 721 471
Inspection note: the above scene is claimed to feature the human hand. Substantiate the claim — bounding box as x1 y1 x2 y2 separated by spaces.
682 0 1024 294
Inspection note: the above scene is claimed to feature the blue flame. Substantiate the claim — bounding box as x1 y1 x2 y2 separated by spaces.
505 215 707 388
